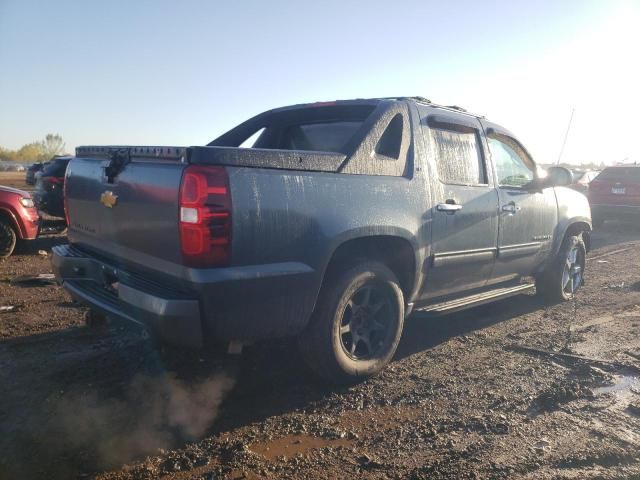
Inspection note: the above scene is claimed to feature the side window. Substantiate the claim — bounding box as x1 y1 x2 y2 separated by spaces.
433 129 487 185
488 136 535 188
375 114 403 160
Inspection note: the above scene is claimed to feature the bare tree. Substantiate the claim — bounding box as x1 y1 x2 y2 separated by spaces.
41 134 66 159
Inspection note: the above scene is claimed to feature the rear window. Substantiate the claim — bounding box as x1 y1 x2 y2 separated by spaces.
210 104 376 154
595 167 640 182
280 121 364 152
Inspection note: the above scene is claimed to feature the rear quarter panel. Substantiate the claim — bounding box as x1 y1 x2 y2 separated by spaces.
229 168 424 265
225 167 428 318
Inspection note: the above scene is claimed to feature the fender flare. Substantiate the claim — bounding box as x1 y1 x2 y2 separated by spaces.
551 216 592 258
318 227 424 302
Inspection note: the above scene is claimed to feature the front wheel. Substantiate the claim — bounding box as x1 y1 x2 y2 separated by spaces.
299 261 405 384
536 234 586 302
0 219 17 258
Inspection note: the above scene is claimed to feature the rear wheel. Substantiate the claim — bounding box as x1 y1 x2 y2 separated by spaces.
299 261 405 384
0 219 17 258
536 234 586 303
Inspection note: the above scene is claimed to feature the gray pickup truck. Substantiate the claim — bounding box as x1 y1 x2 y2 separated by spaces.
52 97 591 383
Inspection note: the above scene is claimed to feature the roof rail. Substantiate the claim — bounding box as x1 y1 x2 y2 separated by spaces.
410 96 432 104
392 97 483 118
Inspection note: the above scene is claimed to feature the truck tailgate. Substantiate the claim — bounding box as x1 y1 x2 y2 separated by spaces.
66 149 187 270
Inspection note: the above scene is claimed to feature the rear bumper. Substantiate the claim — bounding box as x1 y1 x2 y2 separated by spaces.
591 204 640 220
52 245 203 348
51 244 318 348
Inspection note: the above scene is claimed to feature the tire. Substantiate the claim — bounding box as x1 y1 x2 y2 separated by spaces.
536 234 586 303
299 260 405 384
0 219 17 258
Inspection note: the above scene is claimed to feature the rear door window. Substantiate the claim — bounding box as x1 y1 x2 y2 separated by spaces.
433 129 487 185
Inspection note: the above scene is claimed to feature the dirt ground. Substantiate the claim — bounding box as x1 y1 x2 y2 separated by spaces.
1 220 640 479
0 171 31 190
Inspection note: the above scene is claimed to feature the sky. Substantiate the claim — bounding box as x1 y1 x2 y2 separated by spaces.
1 0 638 166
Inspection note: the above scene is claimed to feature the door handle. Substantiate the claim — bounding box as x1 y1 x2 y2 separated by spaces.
502 202 521 214
436 203 463 213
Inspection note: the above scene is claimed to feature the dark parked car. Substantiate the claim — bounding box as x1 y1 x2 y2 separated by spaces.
52 97 592 383
0 163 25 172
0 186 39 257
26 162 47 185
589 165 640 228
34 156 72 218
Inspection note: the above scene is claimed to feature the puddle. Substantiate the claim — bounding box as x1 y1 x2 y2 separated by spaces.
594 375 640 396
250 434 353 461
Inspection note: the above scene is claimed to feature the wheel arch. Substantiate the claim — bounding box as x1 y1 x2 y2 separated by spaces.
322 234 419 305
552 217 592 257
565 221 591 253
0 207 23 239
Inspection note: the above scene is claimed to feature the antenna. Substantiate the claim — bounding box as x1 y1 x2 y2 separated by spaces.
556 107 575 165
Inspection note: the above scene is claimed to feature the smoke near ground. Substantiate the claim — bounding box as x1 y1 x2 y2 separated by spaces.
50 372 235 470
0 339 236 480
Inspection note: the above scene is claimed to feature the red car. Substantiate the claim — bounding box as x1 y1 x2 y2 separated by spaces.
0 186 40 257
589 165 640 228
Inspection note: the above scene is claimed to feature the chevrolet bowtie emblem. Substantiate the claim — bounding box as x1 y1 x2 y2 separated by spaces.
100 190 118 208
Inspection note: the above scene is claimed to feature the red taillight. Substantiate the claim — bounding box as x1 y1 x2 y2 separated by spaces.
63 175 70 225
179 166 231 267
48 176 64 184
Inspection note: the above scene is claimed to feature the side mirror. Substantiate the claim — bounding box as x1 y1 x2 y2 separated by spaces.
545 166 574 187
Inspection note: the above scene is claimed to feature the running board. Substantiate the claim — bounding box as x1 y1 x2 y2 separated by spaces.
416 283 535 315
